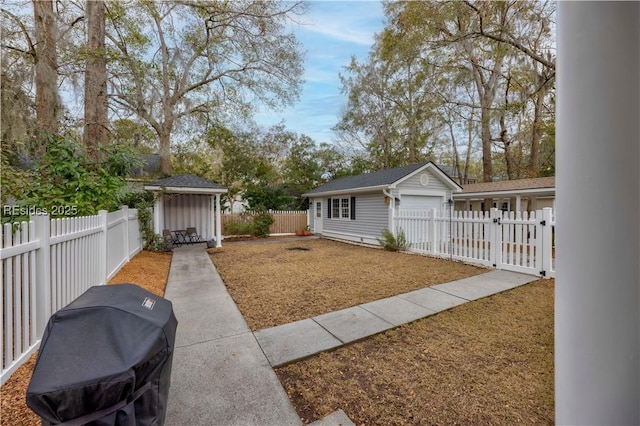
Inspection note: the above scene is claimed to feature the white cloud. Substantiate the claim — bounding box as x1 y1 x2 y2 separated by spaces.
299 1 385 46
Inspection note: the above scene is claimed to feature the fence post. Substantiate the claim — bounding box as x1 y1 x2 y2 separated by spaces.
32 214 51 337
99 210 108 286
122 206 130 262
541 207 553 278
429 208 437 254
489 208 502 269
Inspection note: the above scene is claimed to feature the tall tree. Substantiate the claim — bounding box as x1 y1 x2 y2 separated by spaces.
32 0 60 137
367 0 555 182
335 56 400 169
83 0 108 161
107 1 304 174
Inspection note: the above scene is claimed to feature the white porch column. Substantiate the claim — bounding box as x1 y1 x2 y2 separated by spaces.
210 195 215 241
215 193 222 247
153 195 164 235
515 195 521 213
557 3 639 424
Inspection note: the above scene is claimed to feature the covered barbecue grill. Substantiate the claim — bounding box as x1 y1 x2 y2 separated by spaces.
26 284 178 425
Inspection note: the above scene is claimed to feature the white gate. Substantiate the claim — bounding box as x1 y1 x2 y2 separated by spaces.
394 207 555 278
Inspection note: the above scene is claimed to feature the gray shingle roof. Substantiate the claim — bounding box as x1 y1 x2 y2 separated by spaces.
146 174 226 190
306 162 433 194
460 176 555 194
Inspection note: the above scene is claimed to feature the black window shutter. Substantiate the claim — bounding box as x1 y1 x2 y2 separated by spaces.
350 197 356 220
327 198 332 218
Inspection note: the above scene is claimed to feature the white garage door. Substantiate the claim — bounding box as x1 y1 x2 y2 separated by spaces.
400 195 443 211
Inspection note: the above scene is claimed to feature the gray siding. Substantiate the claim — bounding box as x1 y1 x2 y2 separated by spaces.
321 192 389 244
397 169 450 193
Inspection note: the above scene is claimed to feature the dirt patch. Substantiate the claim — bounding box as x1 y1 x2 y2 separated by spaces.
208 238 487 330
0 250 172 426
276 279 555 425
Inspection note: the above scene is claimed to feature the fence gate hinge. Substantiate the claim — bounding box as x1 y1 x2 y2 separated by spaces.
540 220 546 226
493 218 501 224
540 270 546 277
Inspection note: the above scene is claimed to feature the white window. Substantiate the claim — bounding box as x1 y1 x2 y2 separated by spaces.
332 197 350 219
316 201 322 218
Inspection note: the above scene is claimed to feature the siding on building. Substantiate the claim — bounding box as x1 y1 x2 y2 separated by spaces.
306 163 460 246
396 169 451 193
317 192 389 245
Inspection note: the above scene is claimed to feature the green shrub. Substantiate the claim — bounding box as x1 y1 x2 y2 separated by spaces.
147 233 172 252
377 228 411 252
224 220 255 237
252 207 274 238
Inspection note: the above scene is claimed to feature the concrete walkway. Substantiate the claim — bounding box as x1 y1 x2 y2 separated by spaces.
164 244 540 425
254 269 538 367
164 245 302 426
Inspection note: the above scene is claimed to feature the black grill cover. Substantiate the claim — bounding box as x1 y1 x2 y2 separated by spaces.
26 284 177 426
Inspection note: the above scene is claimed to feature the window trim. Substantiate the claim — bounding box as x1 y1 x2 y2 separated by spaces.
331 196 351 220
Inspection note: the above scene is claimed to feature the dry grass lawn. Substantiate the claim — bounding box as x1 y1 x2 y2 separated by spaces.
208 238 487 330
210 238 554 425
0 251 172 426
277 279 554 425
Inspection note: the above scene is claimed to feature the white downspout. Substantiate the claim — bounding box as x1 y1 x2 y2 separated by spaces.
383 188 394 235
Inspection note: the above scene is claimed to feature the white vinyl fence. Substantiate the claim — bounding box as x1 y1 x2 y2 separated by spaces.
1 206 142 385
394 207 555 278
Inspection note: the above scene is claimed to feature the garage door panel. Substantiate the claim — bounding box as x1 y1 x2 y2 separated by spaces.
400 195 443 211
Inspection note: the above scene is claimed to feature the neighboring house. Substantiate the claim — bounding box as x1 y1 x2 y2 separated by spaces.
302 162 462 245
453 176 555 213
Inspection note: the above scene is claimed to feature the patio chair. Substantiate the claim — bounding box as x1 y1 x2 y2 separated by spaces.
186 227 205 244
163 229 181 248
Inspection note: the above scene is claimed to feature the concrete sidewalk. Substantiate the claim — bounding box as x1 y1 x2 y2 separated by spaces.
254 269 538 368
164 245 301 426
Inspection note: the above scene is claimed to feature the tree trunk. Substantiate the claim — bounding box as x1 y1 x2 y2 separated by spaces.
159 128 172 175
480 104 493 182
83 0 108 162
33 0 59 139
528 78 548 177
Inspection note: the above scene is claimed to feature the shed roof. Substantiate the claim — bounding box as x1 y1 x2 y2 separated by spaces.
144 174 227 194
303 162 461 196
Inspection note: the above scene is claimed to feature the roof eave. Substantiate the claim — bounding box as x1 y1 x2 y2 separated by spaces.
390 162 463 191
454 187 556 198
144 185 228 195
302 184 390 198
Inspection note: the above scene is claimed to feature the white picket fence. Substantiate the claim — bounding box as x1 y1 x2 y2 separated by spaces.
0 206 142 385
394 207 555 278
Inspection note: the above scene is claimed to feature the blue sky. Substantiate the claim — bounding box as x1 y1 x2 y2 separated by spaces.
254 1 387 144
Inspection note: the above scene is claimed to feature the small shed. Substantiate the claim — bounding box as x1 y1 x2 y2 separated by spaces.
302 162 461 245
144 174 227 247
